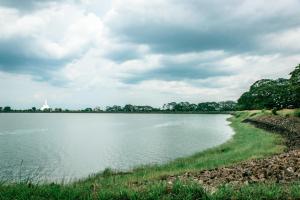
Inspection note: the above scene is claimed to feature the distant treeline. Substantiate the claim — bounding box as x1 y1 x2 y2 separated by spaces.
1 64 299 113
0 101 237 113
106 101 237 113
237 64 300 110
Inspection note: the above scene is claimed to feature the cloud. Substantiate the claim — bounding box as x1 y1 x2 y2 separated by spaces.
0 0 300 108
0 3 105 81
105 0 300 54
122 51 231 83
0 0 63 12
260 27 300 54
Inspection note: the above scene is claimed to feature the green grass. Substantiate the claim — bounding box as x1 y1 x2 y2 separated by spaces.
0 111 293 200
265 108 300 118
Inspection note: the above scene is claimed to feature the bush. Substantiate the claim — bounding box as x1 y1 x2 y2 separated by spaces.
272 108 278 115
294 109 300 117
102 168 115 177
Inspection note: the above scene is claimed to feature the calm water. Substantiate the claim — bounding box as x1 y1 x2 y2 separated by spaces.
0 113 233 182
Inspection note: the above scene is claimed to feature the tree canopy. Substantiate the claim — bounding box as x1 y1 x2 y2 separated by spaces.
237 64 300 110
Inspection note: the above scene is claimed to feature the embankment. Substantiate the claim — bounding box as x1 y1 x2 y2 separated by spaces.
243 115 300 149
168 112 300 187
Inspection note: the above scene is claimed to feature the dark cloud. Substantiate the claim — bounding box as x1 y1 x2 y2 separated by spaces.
0 38 68 82
124 58 231 84
107 0 300 55
0 0 59 11
114 24 255 54
1 0 299 88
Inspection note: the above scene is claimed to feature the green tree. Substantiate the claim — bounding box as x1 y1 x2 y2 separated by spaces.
106 105 122 112
123 104 135 112
289 64 300 107
54 108 62 112
3 106 12 112
84 108 93 112
237 79 291 110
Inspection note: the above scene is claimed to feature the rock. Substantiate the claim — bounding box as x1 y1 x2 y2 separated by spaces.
242 170 252 177
286 167 294 173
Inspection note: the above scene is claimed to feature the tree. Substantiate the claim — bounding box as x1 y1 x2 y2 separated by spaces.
237 65 300 110
196 102 219 111
84 108 93 112
0 107 2 112
162 102 177 111
31 107 36 112
237 79 291 110
93 107 102 112
289 64 300 107
123 104 135 112
54 108 62 112
3 106 11 112
219 101 237 111
106 105 122 112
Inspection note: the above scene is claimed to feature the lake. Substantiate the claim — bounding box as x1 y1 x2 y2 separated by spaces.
0 113 234 182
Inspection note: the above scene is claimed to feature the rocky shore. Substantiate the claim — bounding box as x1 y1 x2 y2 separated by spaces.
166 114 300 187
167 150 300 188
244 115 300 149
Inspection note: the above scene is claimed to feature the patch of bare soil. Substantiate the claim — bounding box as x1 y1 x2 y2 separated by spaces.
167 150 300 188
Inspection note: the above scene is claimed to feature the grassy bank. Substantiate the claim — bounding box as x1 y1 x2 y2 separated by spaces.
1 112 299 200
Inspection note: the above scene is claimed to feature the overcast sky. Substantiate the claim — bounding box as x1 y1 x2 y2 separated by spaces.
0 0 299 109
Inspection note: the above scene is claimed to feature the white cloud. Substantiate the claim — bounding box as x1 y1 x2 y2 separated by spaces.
0 0 300 108
261 27 300 53
0 3 107 61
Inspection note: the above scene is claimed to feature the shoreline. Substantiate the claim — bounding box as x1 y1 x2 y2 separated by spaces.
0 111 234 114
1 110 299 199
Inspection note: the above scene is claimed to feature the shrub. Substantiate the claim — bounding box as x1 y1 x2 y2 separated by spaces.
102 168 115 177
294 109 300 117
272 108 278 115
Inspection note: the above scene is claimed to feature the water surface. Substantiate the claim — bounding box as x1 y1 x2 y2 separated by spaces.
0 113 233 182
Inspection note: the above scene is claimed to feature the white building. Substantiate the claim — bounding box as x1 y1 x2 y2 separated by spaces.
40 100 50 111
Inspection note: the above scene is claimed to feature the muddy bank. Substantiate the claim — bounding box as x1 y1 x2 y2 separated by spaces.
243 115 300 149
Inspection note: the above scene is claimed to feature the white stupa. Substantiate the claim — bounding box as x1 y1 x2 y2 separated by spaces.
40 100 50 111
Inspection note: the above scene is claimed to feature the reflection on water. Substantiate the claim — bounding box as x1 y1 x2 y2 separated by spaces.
0 113 233 182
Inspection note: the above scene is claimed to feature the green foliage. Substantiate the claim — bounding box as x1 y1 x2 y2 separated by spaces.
295 109 300 117
102 168 115 177
3 106 11 112
237 64 300 110
54 108 62 112
1 180 299 200
272 108 278 115
83 108 93 112
212 183 300 200
105 101 236 113
289 64 300 108
162 101 236 112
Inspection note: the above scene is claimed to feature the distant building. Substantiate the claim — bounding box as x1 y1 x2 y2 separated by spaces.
40 100 50 111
